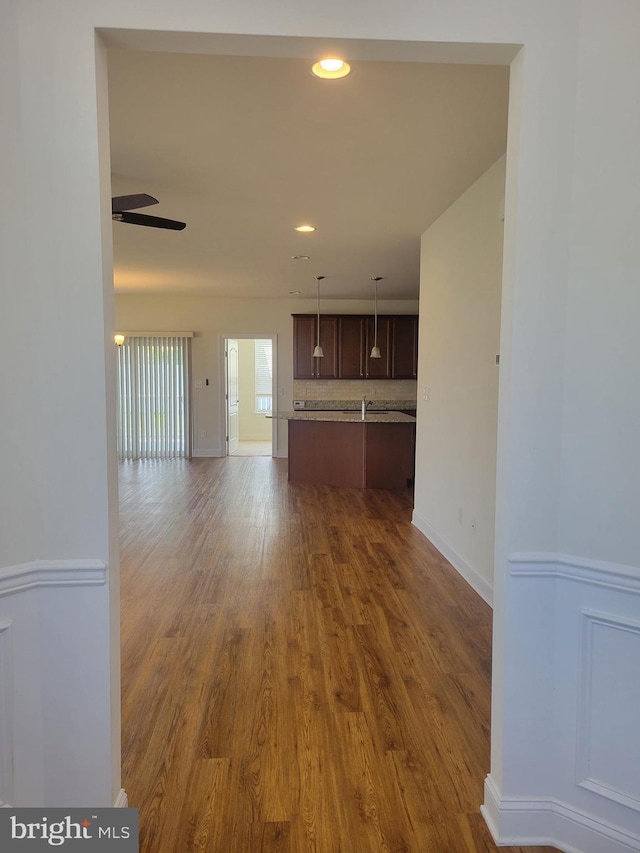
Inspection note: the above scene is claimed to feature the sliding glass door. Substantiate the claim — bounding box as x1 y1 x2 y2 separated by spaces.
116 335 191 459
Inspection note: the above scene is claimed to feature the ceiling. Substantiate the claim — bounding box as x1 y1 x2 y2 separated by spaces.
107 48 509 302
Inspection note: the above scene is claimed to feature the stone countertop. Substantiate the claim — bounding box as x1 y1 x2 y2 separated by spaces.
279 410 416 424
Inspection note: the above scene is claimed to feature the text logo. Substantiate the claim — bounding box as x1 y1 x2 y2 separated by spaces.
0 809 138 850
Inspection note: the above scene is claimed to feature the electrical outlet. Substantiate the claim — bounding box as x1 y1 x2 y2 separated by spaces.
423 386 430 401
201 431 207 439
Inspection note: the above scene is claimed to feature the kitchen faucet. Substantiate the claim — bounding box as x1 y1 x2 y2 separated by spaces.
361 395 371 420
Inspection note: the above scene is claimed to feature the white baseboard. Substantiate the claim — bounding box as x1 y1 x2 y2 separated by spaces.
191 449 222 458
482 775 640 853
411 511 493 605
114 789 128 808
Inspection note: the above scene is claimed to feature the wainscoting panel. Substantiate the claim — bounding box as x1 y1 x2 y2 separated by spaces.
0 559 113 807
577 610 640 811
484 552 640 853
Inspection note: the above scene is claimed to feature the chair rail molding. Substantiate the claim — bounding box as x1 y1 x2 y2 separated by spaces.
0 559 107 597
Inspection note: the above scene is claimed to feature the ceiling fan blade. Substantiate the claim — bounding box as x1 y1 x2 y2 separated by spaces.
113 210 186 231
111 193 159 213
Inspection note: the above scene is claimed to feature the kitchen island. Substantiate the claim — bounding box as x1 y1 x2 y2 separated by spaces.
283 410 416 489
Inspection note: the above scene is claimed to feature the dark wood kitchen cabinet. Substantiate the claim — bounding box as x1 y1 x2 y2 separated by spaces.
337 315 393 379
391 315 419 379
294 314 418 380
338 316 365 378
288 419 415 489
293 315 338 379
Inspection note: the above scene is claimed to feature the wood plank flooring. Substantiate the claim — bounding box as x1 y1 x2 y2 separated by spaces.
120 458 558 853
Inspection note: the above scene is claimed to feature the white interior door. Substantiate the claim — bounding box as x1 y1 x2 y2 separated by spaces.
226 339 239 454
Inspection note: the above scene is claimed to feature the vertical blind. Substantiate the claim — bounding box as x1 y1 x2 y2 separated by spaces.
254 338 273 413
116 336 191 460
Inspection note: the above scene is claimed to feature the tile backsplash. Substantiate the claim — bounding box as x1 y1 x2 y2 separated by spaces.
293 379 417 401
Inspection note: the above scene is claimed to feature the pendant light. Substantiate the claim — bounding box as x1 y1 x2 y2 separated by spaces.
313 275 325 358
370 276 382 358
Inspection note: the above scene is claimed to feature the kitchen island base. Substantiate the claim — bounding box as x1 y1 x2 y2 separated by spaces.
288 419 415 489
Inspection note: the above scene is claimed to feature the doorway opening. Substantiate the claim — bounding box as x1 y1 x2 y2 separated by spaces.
223 335 277 457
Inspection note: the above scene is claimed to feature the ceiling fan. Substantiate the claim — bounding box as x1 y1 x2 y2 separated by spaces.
111 193 186 231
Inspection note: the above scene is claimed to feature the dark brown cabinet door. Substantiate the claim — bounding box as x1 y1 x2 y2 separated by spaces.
391 316 419 379
365 316 391 378
293 315 338 379
293 315 317 379
316 316 338 379
338 316 365 378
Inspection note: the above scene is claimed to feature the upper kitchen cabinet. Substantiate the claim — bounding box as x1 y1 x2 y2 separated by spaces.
391 315 419 379
338 316 365 378
293 315 338 379
293 314 418 380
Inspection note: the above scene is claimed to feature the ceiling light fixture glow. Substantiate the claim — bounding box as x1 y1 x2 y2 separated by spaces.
311 57 351 80
294 224 316 233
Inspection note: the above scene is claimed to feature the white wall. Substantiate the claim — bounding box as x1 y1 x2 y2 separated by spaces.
558 1 640 568
0 9 120 806
2 3 640 850
413 155 505 604
115 294 418 457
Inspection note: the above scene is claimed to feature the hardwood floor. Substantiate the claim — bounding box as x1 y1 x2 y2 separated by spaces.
120 458 558 853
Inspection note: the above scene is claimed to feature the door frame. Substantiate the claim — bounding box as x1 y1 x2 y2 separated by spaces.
219 333 278 457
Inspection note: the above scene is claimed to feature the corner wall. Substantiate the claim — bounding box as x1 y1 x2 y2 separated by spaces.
413 156 505 604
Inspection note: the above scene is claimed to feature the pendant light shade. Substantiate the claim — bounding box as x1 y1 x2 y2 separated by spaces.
313 275 325 358
370 276 382 358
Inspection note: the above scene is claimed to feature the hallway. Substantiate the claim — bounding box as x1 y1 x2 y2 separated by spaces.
119 458 558 853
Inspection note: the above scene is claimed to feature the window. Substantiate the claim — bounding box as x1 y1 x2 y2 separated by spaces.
254 339 272 413
116 335 191 459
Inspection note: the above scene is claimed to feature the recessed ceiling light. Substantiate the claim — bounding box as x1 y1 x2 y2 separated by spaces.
311 58 351 79
294 224 316 233
291 255 310 260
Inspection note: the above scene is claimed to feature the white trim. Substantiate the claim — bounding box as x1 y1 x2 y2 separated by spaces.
192 449 222 458
116 330 194 338
219 333 279 459
411 511 493 605
114 789 129 808
0 619 13 808
509 552 640 595
482 775 640 853
0 560 107 597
